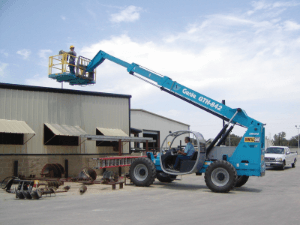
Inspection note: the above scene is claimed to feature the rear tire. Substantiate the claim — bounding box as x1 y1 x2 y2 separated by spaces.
235 176 249 187
205 160 237 193
156 172 176 183
129 158 156 187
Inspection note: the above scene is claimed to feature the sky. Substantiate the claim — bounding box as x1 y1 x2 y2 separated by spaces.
0 0 300 140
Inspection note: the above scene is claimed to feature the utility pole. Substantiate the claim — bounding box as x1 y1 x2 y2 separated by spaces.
296 125 300 152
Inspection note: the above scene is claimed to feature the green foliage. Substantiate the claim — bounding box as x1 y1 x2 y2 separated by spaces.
224 134 242 146
273 132 299 147
207 133 242 146
207 131 299 147
273 132 288 146
288 134 300 147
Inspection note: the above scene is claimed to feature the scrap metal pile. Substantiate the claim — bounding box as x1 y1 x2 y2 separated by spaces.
68 168 126 190
0 167 126 199
0 176 69 200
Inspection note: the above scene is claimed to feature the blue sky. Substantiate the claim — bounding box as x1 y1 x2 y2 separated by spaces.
1 0 300 140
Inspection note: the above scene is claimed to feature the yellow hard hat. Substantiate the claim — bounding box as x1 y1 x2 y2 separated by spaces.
70 45 75 49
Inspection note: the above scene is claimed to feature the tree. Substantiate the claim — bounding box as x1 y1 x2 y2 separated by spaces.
224 134 242 146
273 132 288 146
289 135 300 147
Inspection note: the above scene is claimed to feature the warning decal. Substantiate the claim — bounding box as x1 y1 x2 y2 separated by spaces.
244 137 260 143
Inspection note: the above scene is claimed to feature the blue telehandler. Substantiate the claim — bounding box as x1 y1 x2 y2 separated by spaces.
49 50 266 193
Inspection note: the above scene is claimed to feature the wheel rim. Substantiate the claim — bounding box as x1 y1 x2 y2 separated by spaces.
211 168 230 187
134 164 149 181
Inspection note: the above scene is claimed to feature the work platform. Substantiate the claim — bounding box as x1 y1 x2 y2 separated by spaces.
48 72 95 85
48 53 96 86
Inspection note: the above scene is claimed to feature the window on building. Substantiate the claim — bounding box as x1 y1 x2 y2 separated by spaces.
96 129 119 151
96 128 128 151
0 133 24 145
44 123 86 146
0 119 35 145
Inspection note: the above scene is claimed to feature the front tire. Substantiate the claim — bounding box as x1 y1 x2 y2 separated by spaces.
235 176 249 187
129 158 156 187
280 161 286 170
205 160 237 193
156 171 176 183
292 158 297 168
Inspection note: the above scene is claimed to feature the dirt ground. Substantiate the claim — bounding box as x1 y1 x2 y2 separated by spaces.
0 175 143 200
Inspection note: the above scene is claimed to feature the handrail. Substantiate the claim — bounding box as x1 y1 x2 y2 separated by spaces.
48 53 96 83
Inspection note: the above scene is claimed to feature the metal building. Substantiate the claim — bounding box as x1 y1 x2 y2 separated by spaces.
130 109 190 151
0 83 131 180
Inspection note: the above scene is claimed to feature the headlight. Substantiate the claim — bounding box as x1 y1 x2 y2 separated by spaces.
276 158 283 161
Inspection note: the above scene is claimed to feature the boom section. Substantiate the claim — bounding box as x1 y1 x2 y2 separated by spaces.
86 50 262 128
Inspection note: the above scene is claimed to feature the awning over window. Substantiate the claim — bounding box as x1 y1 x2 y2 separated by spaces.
143 130 159 135
45 123 87 136
130 127 142 134
0 119 35 134
96 127 128 137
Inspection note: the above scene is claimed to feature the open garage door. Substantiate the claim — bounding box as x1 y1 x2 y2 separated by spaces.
143 130 160 151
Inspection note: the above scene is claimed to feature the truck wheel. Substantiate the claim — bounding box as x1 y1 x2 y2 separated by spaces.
280 161 286 170
292 159 297 168
204 160 237 193
235 176 249 187
129 157 156 187
156 171 176 183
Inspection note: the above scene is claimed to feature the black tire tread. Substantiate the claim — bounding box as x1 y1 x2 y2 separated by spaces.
292 159 296 168
280 160 286 170
235 175 249 187
129 157 156 187
204 160 237 193
156 172 176 183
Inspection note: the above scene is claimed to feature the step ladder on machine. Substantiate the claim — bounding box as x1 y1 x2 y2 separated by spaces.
92 156 147 169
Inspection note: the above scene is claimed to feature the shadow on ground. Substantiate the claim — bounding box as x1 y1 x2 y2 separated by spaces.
152 180 262 193
153 180 207 191
233 187 262 193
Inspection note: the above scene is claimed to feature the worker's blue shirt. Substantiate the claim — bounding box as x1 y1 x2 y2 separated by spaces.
68 50 76 64
184 142 195 157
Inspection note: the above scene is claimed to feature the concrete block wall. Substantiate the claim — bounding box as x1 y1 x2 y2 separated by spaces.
0 155 130 181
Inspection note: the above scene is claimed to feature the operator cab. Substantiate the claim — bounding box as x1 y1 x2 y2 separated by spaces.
48 53 96 86
159 130 206 175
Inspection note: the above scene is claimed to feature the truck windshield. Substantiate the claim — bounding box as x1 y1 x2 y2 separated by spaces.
266 147 284 154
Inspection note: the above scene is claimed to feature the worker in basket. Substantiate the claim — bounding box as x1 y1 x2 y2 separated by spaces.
59 45 77 74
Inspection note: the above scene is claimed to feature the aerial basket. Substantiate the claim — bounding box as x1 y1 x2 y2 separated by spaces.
48 53 96 85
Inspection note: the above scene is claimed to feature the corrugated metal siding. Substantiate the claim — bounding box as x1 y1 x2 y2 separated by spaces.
45 123 87 136
0 88 130 154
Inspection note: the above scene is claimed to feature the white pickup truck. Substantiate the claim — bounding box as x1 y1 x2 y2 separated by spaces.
265 146 298 170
